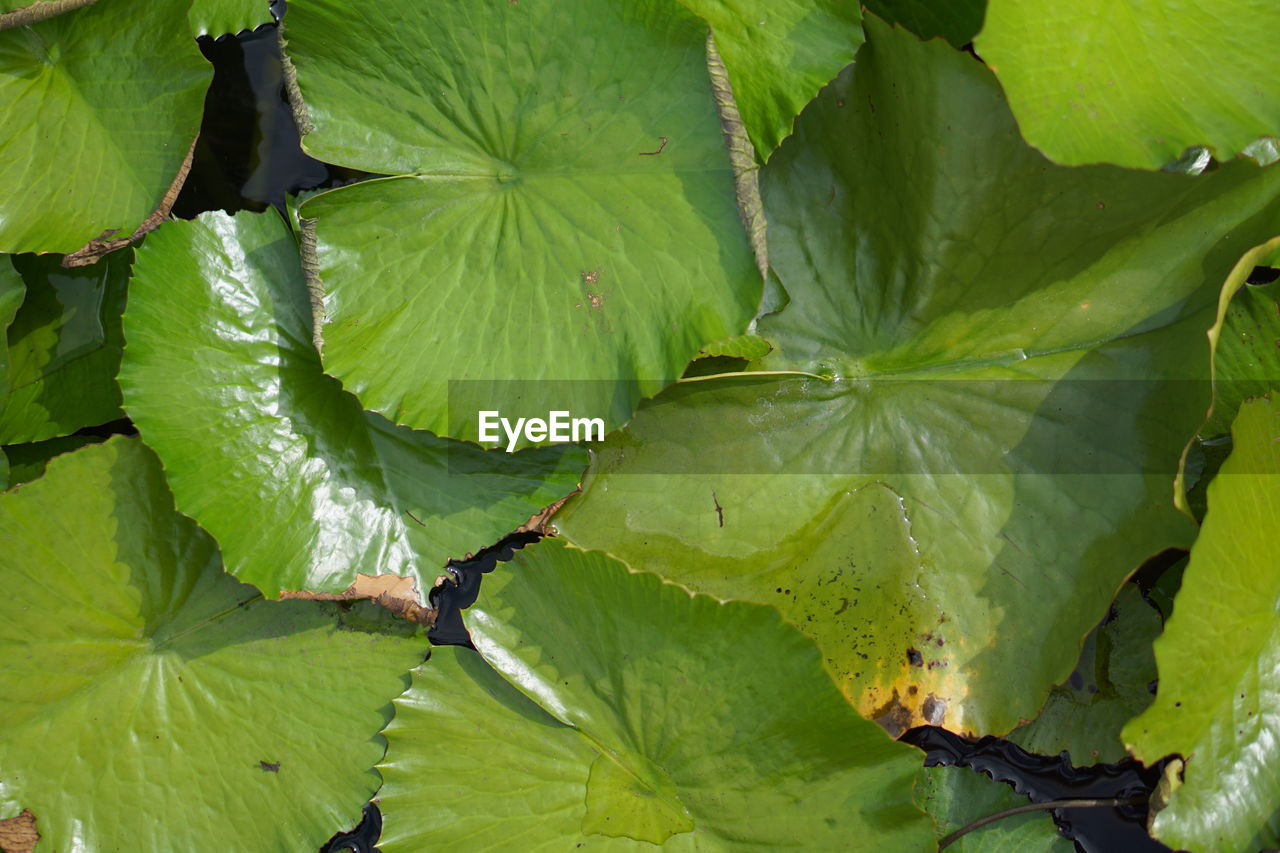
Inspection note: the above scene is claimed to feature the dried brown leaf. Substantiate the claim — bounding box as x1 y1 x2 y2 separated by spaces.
0 809 39 853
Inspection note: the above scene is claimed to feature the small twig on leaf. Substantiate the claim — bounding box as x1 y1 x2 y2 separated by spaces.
938 797 1145 849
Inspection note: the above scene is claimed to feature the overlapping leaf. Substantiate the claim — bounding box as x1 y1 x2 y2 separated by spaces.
188 0 273 37
1010 580 1169 764
557 18 1280 735
916 767 1073 852
863 0 986 47
0 437 429 852
0 0 207 253
283 0 760 443
1124 395 1280 853
1199 237 1280 437
0 251 128 443
120 211 586 597
675 0 862 159
976 0 1280 168
378 540 932 851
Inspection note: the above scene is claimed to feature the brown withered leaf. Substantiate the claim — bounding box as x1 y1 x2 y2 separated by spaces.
0 809 39 853
281 573 435 625
0 0 96 31
518 492 577 535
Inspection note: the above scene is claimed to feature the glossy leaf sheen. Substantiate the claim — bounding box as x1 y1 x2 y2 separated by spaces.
120 212 586 596
0 0 207 252
558 19 1280 735
976 0 1280 168
378 540 933 851
1124 401 1280 853
0 438 429 852
0 251 128 443
674 0 862 158
286 0 760 443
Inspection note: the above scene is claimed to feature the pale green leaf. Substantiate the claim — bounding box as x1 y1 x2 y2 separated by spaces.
378 540 933 851
283 0 760 443
120 211 586 596
0 0 207 253
1124 395 1280 853
976 0 1280 168
557 18 1280 735
0 437 429 852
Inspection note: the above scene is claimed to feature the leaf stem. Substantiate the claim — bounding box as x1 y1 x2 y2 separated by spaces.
938 797 1145 849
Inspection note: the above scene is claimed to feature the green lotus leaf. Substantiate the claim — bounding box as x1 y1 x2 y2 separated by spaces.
1010 578 1171 764
0 250 128 444
0 0 207 253
975 0 1280 168
674 0 862 159
557 18 1280 735
862 0 986 48
188 0 272 37
378 539 932 851
1123 395 1280 853
120 211 586 597
916 766 1072 852
0 437 429 852
283 0 760 443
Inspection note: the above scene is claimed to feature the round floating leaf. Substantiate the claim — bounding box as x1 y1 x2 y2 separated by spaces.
975 0 1280 168
0 0 207 253
0 437 429 852
916 766 1073 852
121 211 586 597
283 0 760 443
187 0 273 37
674 0 862 159
378 539 932 851
558 18 1280 735
1123 402 1280 853
0 250 129 444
